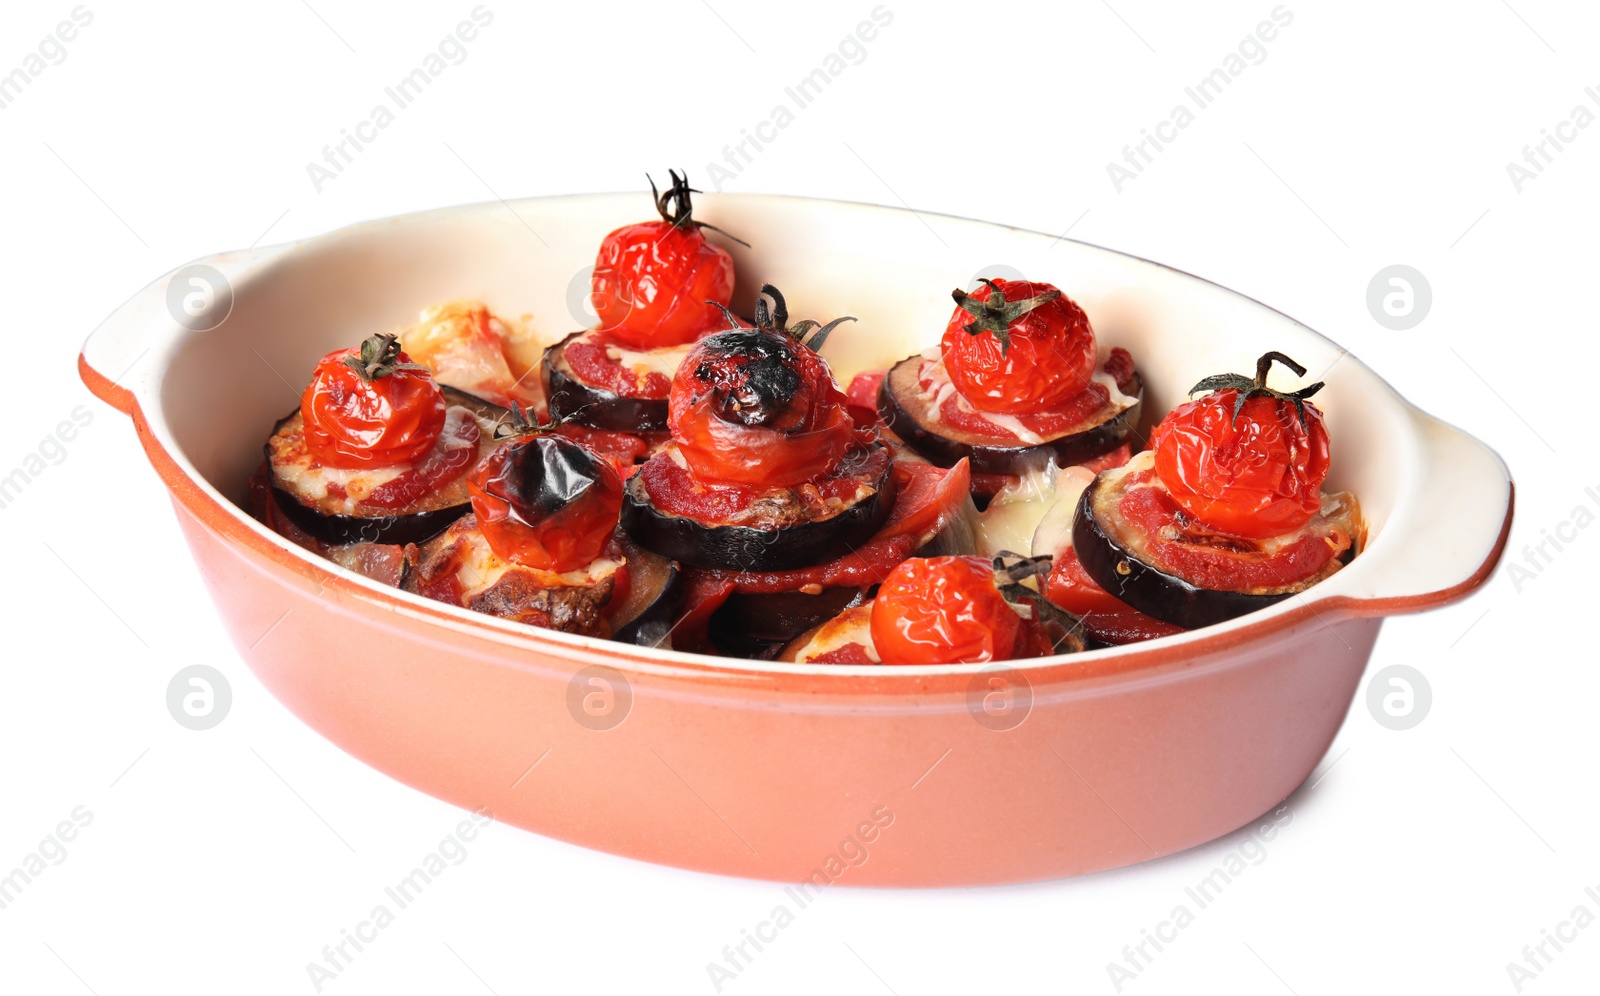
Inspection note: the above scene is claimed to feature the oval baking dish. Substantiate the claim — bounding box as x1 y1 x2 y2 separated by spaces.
79 193 1512 887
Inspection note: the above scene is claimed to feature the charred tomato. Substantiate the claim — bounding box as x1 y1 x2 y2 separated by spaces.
467 417 624 573
667 284 860 488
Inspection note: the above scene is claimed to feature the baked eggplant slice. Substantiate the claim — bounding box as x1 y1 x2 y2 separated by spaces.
620 443 897 572
323 542 410 587
265 404 497 546
267 486 469 547
542 329 690 432
777 604 880 664
439 384 514 425
711 584 870 655
878 349 1142 476
401 514 621 637
1072 455 1360 629
608 537 685 646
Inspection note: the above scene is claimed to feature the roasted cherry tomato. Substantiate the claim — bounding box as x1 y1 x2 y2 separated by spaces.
1151 351 1330 539
870 555 1028 665
301 333 446 469
467 433 623 573
940 277 1098 415
591 170 739 349
668 285 858 488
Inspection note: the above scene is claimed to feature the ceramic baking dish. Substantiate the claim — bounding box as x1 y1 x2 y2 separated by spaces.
79 193 1512 887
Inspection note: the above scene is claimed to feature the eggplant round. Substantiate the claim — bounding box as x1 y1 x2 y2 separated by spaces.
620 444 897 573
542 331 670 433
268 484 470 546
712 585 869 650
610 538 685 646
323 542 410 587
878 355 1141 476
399 515 621 637
1071 473 1354 630
438 384 513 425
264 405 490 548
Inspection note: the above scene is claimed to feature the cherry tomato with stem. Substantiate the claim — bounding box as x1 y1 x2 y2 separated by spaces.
301 333 446 469
940 277 1098 415
1150 351 1330 539
592 170 742 349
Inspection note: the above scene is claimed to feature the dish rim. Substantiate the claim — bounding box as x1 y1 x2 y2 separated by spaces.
77 191 1515 684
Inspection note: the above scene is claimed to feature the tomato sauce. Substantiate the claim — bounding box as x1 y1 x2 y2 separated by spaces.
564 331 675 399
1117 468 1339 591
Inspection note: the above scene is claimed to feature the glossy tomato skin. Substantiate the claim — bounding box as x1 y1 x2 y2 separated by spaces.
1150 389 1331 539
300 347 446 469
467 435 623 573
592 221 735 349
870 556 1026 665
668 329 858 488
940 278 1098 415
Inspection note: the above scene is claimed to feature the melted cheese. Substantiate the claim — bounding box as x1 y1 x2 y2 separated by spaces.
1031 466 1094 558
917 343 1137 445
976 466 1060 558
975 465 1095 561
271 448 408 514
398 301 524 403
914 357 1049 446
794 604 880 663
1096 451 1359 562
602 338 694 381
445 525 622 601
1092 366 1138 410
975 411 1049 446
269 406 481 515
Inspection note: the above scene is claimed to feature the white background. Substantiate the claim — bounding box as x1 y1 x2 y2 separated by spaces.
3 1 1598 993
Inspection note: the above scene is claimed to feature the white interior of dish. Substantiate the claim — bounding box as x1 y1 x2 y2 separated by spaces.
116 193 1481 674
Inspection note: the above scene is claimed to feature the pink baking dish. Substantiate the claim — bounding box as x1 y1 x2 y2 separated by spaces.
80 194 1512 886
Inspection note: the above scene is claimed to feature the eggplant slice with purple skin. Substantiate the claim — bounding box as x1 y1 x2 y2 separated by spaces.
609 536 686 646
438 384 514 425
1071 465 1356 630
877 355 1142 476
264 386 511 547
709 585 870 657
542 331 672 433
267 481 471 547
620 443 897 573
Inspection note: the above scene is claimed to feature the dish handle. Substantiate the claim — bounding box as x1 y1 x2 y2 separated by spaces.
78 245 285 416
1342 408 1513 615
